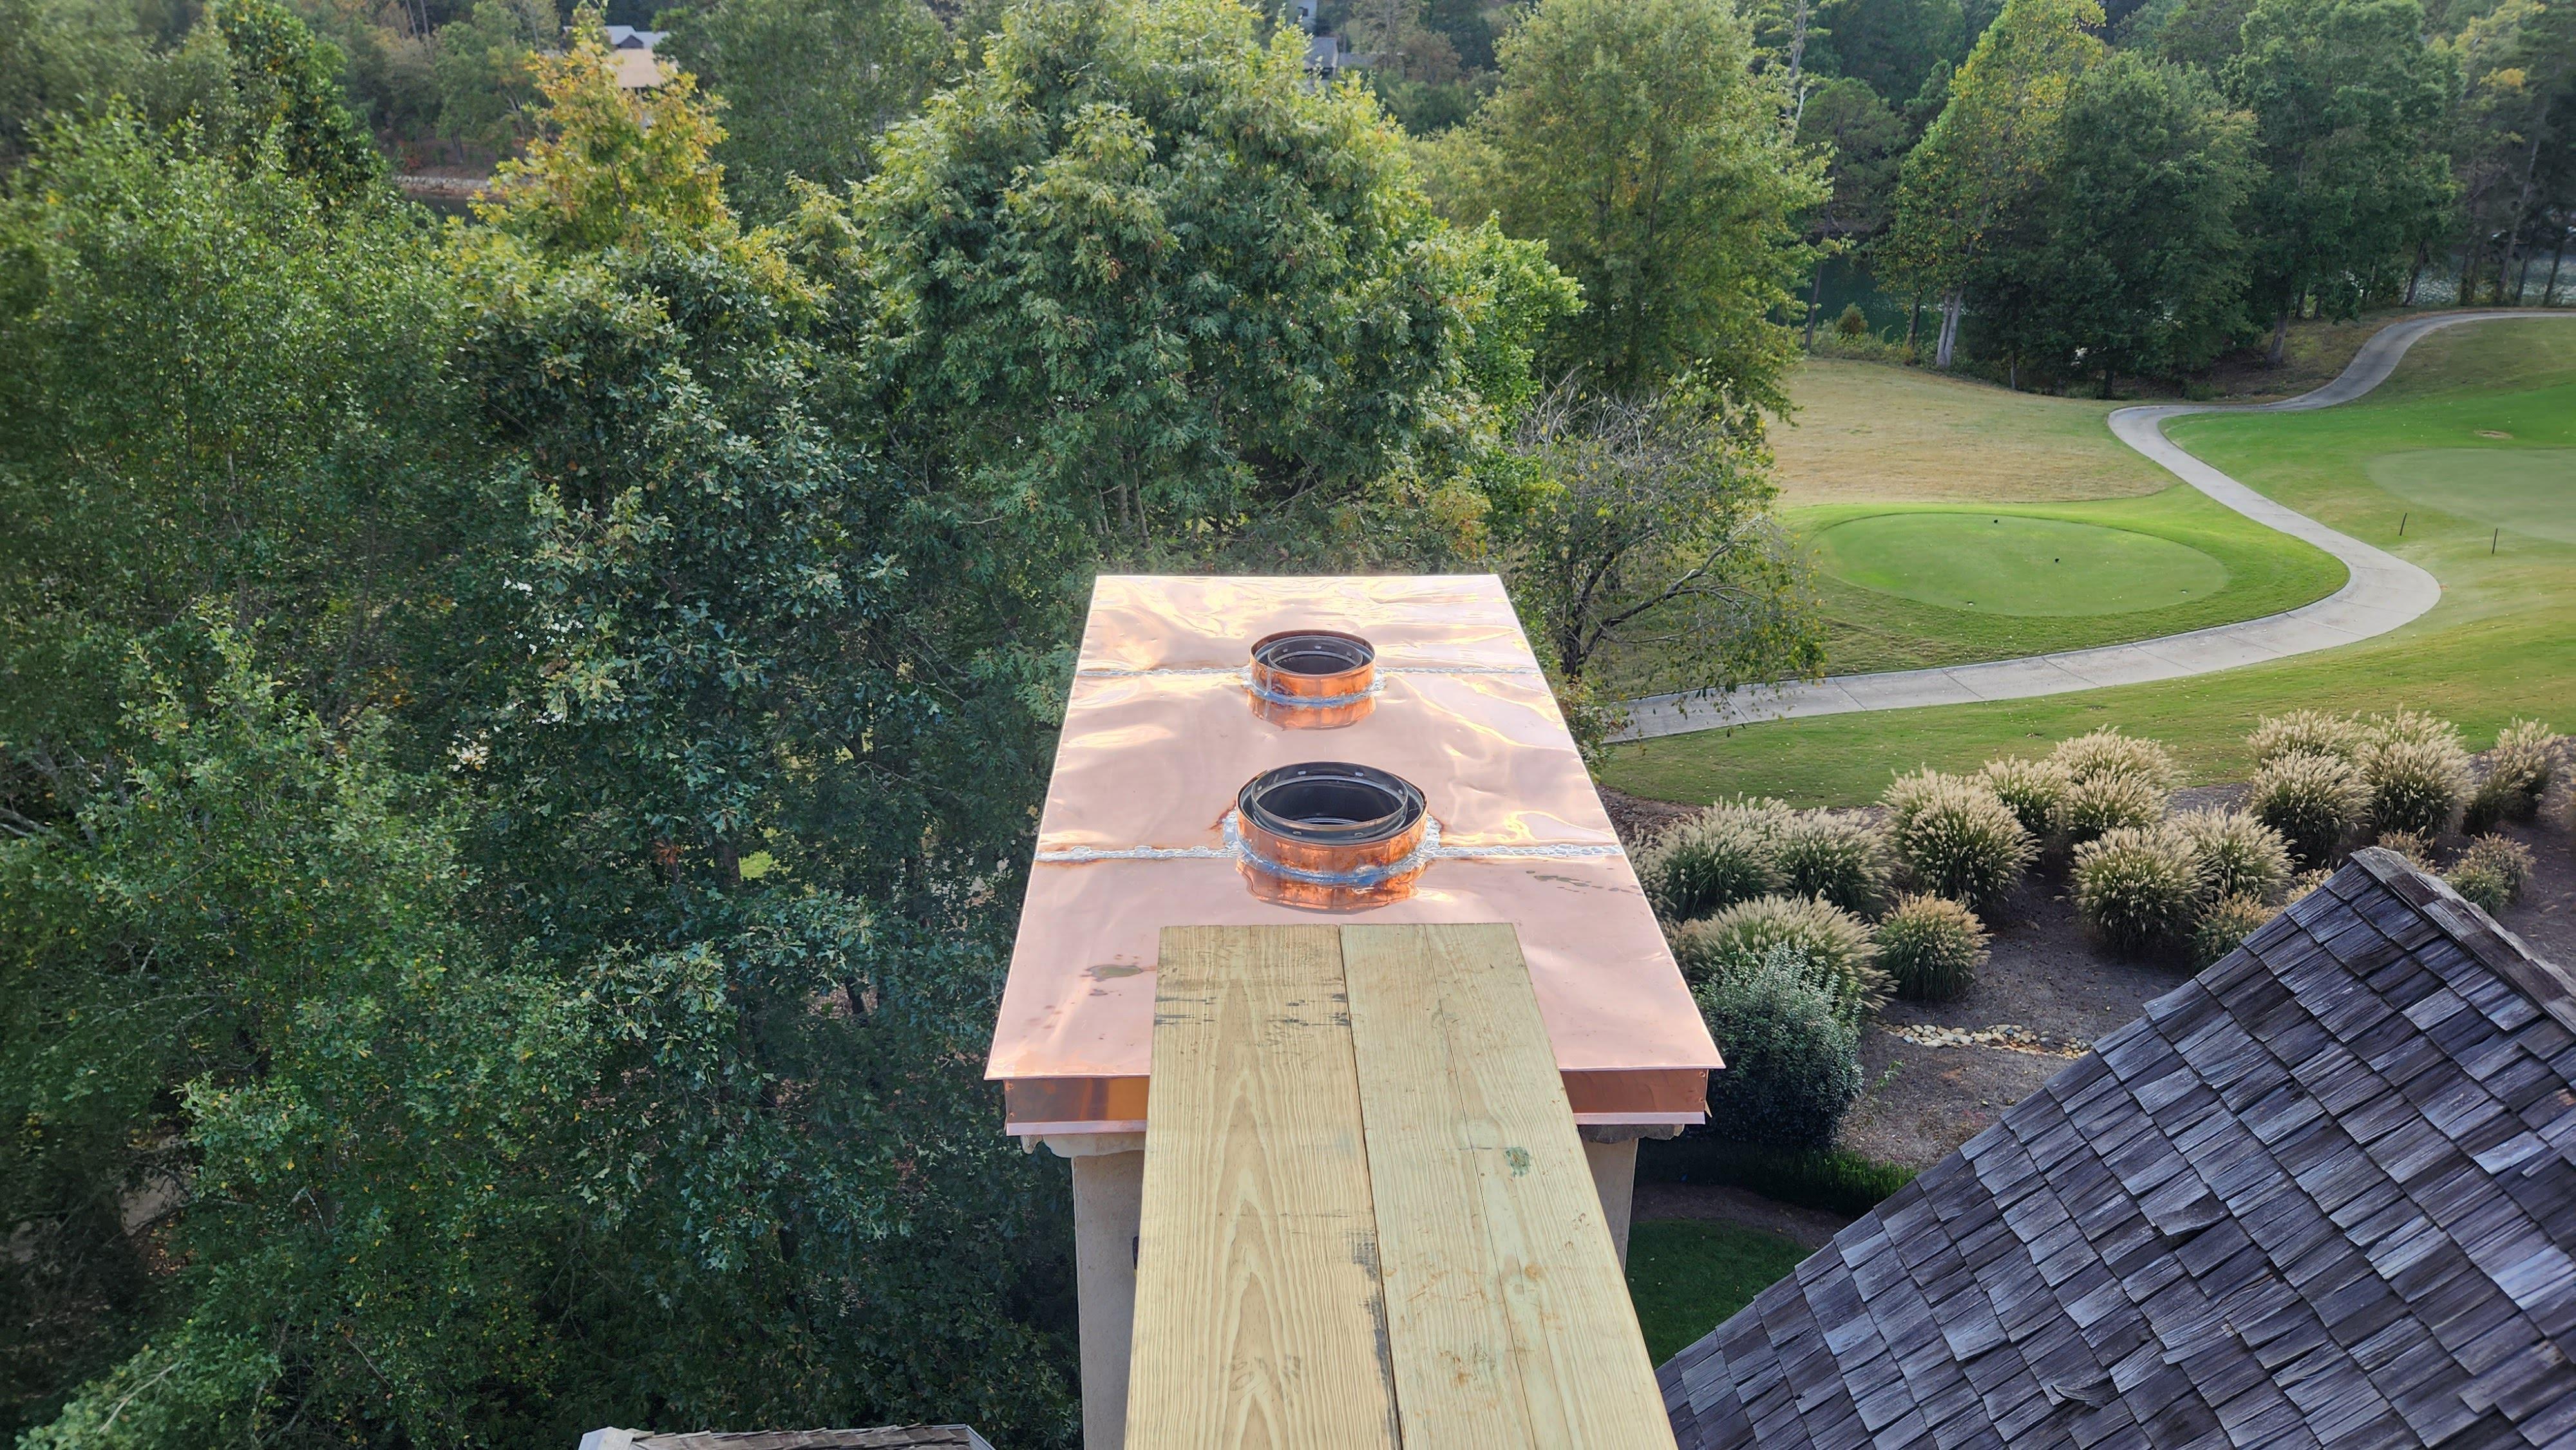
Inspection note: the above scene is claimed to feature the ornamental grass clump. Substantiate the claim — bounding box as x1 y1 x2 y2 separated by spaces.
1877 894 1987 1003
2059 770 2166 847
1770 811 1889 917
2072 824 2202 957
2174 808 2291 904
2362 734 2472 838
2248 709 2364 766
2465 719 2559 832
1882 771 2034 916
1669 894 1886 1023
2052 726 2179 792
2190 894 2277 968
1637 806 1781 921
2247 749 2365 867
1694 944 1863 1151
2446 834 2535 913
2372 831 2435 868
1978 757 2072 841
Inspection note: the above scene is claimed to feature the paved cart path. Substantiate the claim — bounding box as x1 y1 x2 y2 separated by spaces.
1616 310 2574 742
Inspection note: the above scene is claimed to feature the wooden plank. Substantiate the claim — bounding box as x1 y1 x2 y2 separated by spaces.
1341 923 1678 1450
1125 926 1402 1450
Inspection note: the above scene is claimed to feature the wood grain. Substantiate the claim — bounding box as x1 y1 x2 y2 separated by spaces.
1340 924 1677 1450
1124 927 1401 1450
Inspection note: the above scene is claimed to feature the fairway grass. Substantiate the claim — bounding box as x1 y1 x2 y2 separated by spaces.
1772 361 2173 505
1604 317 2576 807
1625 1219 1810 1364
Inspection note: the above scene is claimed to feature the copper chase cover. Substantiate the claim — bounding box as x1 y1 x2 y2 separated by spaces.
985 575 1718 1136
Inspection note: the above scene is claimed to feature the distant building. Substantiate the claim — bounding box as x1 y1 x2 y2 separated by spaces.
596 24 669 89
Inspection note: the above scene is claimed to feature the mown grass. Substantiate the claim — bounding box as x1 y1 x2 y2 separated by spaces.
1770 361 2172 505
1625 1219 1813 1364
1603 318 2576 807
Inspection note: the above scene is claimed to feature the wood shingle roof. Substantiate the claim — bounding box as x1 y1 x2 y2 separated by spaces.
1661 848 2576 1450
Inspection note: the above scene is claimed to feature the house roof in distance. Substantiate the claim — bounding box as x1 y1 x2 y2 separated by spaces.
1662 848 2576 1450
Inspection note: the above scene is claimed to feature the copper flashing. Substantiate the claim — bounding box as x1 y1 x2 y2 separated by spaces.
1246 630 1377 728
987 575 1719 1135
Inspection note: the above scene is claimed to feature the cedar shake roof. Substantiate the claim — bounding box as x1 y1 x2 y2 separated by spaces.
1660 848 2576 1450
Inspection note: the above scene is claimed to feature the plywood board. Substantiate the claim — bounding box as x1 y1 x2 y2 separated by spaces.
1124 926 1401 1450
1340 924 1676 1450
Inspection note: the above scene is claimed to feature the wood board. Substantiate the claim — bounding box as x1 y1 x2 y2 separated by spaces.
1123 926 1403 1450
1124 923 1674 1450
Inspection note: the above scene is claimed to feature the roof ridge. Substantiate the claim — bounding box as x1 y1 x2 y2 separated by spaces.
2347 845 2576 1034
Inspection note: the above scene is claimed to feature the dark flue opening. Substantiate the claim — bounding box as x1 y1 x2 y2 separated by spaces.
1250 630 1373 679
1238 762 1424 845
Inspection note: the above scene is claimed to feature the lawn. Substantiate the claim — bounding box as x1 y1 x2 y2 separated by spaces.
1771 360 2171 505
1603 317 2576 807
1624 1219 1810 1364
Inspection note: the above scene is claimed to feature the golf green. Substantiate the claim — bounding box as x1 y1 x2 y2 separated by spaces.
2363 447 2576 545
1812 513 2232 617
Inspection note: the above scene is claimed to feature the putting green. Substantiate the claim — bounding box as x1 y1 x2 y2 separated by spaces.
2363 447 2576 545
1812 513 2232 617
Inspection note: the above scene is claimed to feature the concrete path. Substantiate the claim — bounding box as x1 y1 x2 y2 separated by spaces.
1616 310 2573 742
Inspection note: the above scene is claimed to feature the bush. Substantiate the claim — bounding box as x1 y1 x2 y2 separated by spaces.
2362 734 2472 838
2445 834 2535 912
2072 824 2202 956
2465 719 2560 831
2249 709 2363 766
1692 945 1864 1151
1978 756 2071 840
1638 804 1781 921
2190 894 2277 968
1636 1138 1916 1216
2052 726 2179 790
1669 894 1886 1021
2247 749 2365 867
2060 770 2167 846
2360 708 2463 753
1770 810 1888 916
1882 771 2034 916
1877 893 1987 1002
2174 808 2291 903
1834 302 1868 337
2286 867 2333 904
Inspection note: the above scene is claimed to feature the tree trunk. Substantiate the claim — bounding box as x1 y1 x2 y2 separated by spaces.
2546 227 2567 306
1935 293 1962 370
1803 254 1826 346
2502 121 2549 306
2403 242 2426 306
2461 243 2482 307
2267 306 2289 367
1904 290 1922 356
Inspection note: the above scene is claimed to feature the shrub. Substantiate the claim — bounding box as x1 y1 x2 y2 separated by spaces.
2247 749 2365 867
2190 894 2277 968
1877 893 1987 1002
1669 894 1886 1022
1770 811 1888 916
2174 808 2291 903
2362 734 2472 837
2445 834 2534 913
2465 719 2560 831
2286 867 2333 904
1882 771 2034 916
1692 944 1864 1151
2072 824 2202 956
1637 805 1781 921
1978 757 2071 840
2249 709 2363 766
2360 709 2464 753
2052 726 2179 790
2060 770 2167 846
1835 302 1869 337
2372 830 2435 867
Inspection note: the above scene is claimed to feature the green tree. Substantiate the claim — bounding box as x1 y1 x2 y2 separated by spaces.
2224 0 2453 361
1884 0 2102 368
429 0 551 156
1434 0 1823 405
829 0 1570 589
0 0 153 165
212 0 383 204
1978 51 2259 386
1818 0 1967 106
1794 75 1908 343
656 0 948 221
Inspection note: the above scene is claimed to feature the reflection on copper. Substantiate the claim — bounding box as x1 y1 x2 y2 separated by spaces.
1246 630 1377 729
990 576 1721 1136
